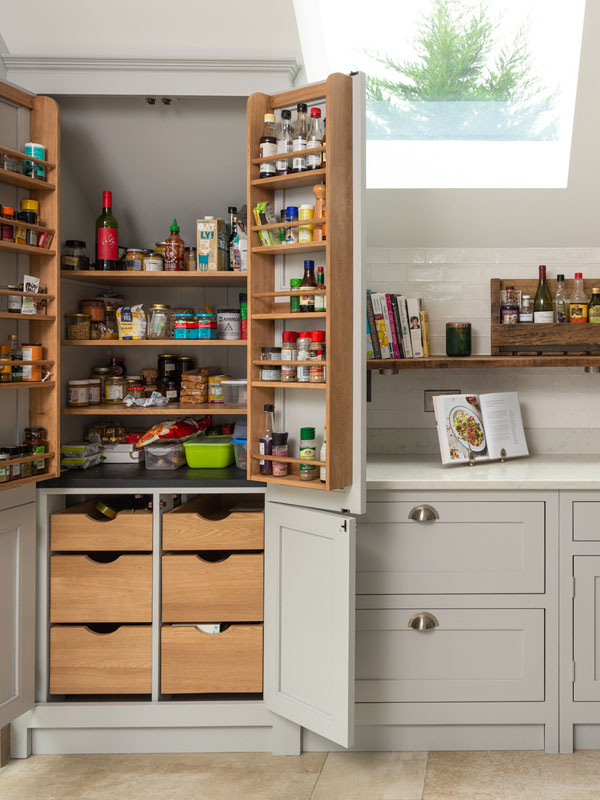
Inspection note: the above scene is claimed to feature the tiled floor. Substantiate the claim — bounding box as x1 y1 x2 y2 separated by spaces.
2 750 600 799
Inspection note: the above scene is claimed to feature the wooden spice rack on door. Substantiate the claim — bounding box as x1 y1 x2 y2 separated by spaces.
246 74 354 491
0 81 60 488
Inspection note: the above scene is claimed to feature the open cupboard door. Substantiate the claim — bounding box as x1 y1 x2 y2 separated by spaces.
264 501 356 747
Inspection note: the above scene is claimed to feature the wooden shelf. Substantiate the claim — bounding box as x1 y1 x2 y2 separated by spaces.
250 168 326 191
61 403 247 416
61 339 247 347
0 311 55 321
0 359 54 366
249 471 328 490
251 311 326 320
0 288 55 300
253 288 326 298
0 219 55 235
0 380 55 389
367 355 600 369
251 145 326 166
252 218 326 232
0 144 55 168
60 270 247 287
0 472 55 491
251 241 326 256
251 381 326 389
252 360 327 366
2 451 55 468
0 240 55 257
251 453 325 467
0 166 55 191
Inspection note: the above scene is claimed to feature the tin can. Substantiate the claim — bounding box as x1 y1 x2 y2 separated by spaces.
208 374 229 404
298 204 314 243
216 308 241 340
24 142 46 180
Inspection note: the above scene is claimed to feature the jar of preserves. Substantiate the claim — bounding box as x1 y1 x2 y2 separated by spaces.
128 385 145 400
174 313 196 339
154 241 166 258
80 299 105 322
148 304 172 339
61 240 89 271
184 247 197 271
88 378 101 405
68 379 90 407
91 367 112 402
7 284 22 313
1 206 15 241
162 380 179 403
143 253 163 272
125 249 144 271
23 426 48 474
176 356 195 378
105 376 126 405
197 313 217 339
103 306 119 339
65 313 91 340
90 321 105 340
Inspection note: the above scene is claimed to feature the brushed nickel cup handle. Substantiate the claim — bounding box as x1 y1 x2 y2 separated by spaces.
408 612 439 631
408 504 439 522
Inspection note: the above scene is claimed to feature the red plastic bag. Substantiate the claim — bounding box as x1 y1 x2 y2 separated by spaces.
136 416 212 448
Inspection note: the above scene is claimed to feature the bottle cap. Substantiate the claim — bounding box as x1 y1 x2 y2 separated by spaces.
281 109 292 120
264 404 274 412
272 432 288 446
557 274 565 281
538 265 547 276
317 266 324 272
299 331 312 338
102 190 112 207
286 206 298 216
1 206 14 216
170 218 180 232
575 272 583 279
228 206 237 214
264 113 276 122
304 259 315 270
282 330 298 342
311 330 326 341
310 107 321 118
297 102 308 112
593 288 600 293
290 278 303 287
21 199 39 212
300 427 316 439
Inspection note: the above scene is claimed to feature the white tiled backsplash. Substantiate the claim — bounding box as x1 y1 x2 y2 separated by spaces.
367 246 600 454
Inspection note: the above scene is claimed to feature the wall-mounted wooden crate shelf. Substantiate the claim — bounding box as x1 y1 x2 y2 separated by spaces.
61 339 247 347
367 356 600 370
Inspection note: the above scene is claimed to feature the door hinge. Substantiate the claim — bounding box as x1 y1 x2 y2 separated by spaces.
572 661 576 682
572 577 576 598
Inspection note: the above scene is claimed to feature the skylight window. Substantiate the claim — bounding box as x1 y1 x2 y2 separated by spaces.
293 0 585 188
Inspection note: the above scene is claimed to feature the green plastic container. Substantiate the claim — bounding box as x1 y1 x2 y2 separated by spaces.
184 439 235 468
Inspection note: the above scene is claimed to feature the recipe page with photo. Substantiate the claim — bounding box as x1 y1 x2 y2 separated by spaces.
433 394 489 464
479 392 529 460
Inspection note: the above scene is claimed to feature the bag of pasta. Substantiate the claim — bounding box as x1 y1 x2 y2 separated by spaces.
117 305 146 340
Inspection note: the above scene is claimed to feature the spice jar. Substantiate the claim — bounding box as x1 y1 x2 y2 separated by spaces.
184 247 197 271
103 306 119 339
68 379 90 407
125 249 144 271
20 446 33 478
290 278 302 312
65 312 91 340
20 200 39 245
24 426 48 474
260 364 281 382
88 378 101 405
105 376 126 405
61 240 89 271
284 206 299 243
80 299 105 322
1 206 15 241
297 332 312 382
446 322 472 357
7 284 22 313
148 304 171 339
281 330 298 382
299 426 317 481
272 432 289 477
309 330 326 383
3 447 21 481
261 346 281 361
0 453 9 483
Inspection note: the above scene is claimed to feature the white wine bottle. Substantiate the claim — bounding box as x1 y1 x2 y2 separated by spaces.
533 265 554 323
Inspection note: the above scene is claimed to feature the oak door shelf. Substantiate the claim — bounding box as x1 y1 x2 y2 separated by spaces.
251 453 326 467
252 288 326 298
0 312 55 321
251 241 326 256
250 168 326 190
0 380 55 389
251 144 326 165
249 472 329 490
251 360 328 366
0 288 55 300
252 217 326 232
250 381 326 389
0 240 56 256
0 166 55 191
1 451 55 468
0 144 56 168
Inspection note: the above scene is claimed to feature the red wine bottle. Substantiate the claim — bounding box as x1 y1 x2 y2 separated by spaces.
95 190 118 271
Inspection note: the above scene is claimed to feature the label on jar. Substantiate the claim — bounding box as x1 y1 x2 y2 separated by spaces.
143 258 163 272
501 310 519 324
260 367 281 381
68 386 89 405
61 255 79 268
7 294 21 312
88 383 101 404
163 362 175 372
306 151 322 169
569 303 588 323
297 365 310 382
166 389 177 400
281 347 296 360
260 142 277 159
106 384 124 401
97 228 118 261
276 141 291 173
33 445 45 471
590 305 600 323
533 310 554 323
300 445 316 460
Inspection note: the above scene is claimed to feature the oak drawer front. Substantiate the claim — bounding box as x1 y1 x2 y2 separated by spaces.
50 625 152 695
572 503 600 541
162 554 264 622
50 555 152 623
357 501 545 594
51 500 152 552
163 496 264 551
356 608 544 703
161 624 263 694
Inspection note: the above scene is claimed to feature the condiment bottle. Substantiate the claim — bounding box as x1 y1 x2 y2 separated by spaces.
164 218 184 271
589 287 600 323
554 274 568 323
312 183 326 242
259 113 277 179
306 107 324 169
315 267 326 311
259 403 274 475
300 259 317 312
272 432 289 477
299 426 317 481
500 285 519 324
290 278 302 312
292 102 309 173
569 272 588 323
276 109 293 176
519 295 533 323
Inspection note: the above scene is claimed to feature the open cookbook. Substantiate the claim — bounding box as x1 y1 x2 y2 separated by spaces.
433 392 529 466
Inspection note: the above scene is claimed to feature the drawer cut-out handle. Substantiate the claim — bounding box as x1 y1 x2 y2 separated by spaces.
408 504 439 522
408 612 439 631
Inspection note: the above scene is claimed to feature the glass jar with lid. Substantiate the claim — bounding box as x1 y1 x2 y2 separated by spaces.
65 313 91 340
91 366 112 402
23 426 48 474
104 376 126 405
103 306 118 339
148 304 172 339
125 249 144 271
61 240 88 271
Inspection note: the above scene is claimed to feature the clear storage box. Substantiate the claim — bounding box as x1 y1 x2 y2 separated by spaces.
221 379 247 405
144 442 185 470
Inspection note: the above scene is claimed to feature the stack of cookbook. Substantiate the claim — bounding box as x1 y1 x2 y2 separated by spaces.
366 289 430 359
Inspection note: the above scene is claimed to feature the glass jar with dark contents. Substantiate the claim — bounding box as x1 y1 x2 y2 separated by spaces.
446 322 472 357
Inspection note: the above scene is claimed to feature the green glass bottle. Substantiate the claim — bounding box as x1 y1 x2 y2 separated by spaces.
533 265 554 323
95 190 118 271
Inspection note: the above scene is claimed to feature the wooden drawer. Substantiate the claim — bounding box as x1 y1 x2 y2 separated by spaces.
572 502 600 541
356 608 544 703
162 553 263 622
161 624 263 693
50 625 152 694
51 499 152 551
50 554 152 623
162 495 264 551
358 501 545 594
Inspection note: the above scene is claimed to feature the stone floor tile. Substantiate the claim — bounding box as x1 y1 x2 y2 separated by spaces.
311 751 428 800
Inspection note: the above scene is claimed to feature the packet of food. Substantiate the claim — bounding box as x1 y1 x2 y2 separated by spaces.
253 202 277 247
117 304 146 340
136 416 212 448
21 274 40 314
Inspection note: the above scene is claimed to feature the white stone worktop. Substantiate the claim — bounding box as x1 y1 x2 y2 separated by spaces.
366 454 600 491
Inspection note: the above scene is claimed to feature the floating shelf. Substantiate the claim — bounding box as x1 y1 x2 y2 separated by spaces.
251 145 326 165
0 312 55 321
61 404 247 416
249 471 328 490
367 355 600 370
60 270 247 287
250 168 326 191
251 381 326 389
0 167 55 192
251 311 326 320
0 380 55 389
0 240 56 257
251 241 326 256
61 339 247 347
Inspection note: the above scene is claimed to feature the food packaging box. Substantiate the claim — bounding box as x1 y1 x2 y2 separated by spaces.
102 443 145 464
196 218 226 271
60 441 102 457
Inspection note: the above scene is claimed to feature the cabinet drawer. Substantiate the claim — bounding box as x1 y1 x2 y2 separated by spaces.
50 554 152 623
572 502 600 541
162 495 264 551
161 624 263 693
51 499 152 551
162 553 263 622
358 501 545 594
50 625 152 694
356 608 544 703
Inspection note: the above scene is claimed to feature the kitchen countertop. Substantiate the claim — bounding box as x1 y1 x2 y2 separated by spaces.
366 454 600 491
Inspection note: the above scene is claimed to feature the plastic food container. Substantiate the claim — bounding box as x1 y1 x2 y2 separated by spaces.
144 442 185 470
232 438 247 470
184 437 235 469
221 379 247 405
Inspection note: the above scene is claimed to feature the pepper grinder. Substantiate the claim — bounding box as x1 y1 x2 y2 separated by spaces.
312 182 326 242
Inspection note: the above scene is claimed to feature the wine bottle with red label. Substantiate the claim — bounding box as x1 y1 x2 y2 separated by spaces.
95 190 118 271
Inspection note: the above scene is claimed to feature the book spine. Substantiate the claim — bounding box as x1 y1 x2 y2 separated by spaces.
397 295 413 358
390 295 405 358
365 290 381 359
407 298 424 358
385 294 401 359
366 311 374 359
420 309 431 357
380 294 395 358
371 293 391 359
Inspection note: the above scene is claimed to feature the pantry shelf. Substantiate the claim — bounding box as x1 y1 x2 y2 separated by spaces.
61 339 247 347
0 359 55 366
0 381 55 390
250 168 326 191
251 241 326 256
249 471 328 490
251 145 326 165
0 312 55 321
367 355 600 370
0 166 55 192
60 404 247 416
250 381 326 389
59 270 247 287
251 311 326 320
0 240 56 257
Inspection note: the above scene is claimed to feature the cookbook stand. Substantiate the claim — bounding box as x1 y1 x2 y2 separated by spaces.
468 448 508 466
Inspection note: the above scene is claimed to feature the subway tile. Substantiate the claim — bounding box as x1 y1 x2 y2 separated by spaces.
407 265 444 282
497 248 536 264
367 247 389 263
462 248 500 264
442 266 482 283
534 247 574 263
388 247 426 263
369 263 408 282
572 247 600 263
426 248 465 263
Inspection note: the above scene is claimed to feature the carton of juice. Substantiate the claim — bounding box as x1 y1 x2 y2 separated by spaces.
196 218 226 271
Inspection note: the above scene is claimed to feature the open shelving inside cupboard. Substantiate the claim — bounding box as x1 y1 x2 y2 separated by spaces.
247 74 356 492
0 81 60 489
